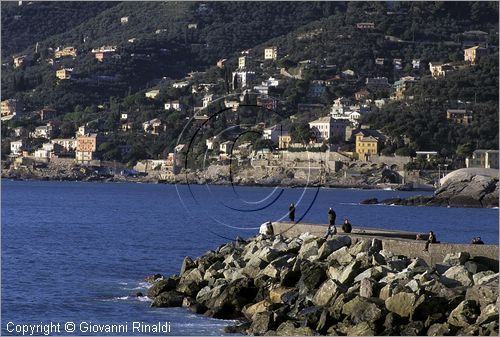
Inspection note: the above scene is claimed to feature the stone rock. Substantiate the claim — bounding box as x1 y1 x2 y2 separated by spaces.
448 300 480 327
354 265 389 283
476 303 499 325
180 256 195 276
211 278 258 318
242 255 268 279
144 273 163 283
369 238 383 254
312 279 343 306
360 277 377 298
269 287 296 304
387 258 408 272
372 252 386 266
349 239 371 256
361 198 378 204
276 321 316 336
326 246 353 266
298 238 322 261
405 279 420 293
427 323 453 336
385 292 417 317
298 261 327 291
223 322 251 334
476 272 498 286
442 265 473 287
250 312 274 335
411 294 447 321
443 252 470 266
466 284 498 310
346 321 376 336
242 300 272 320
472 270 495 285
147 276 179 298
297 306 323 327
338 260 362 284
400 321 424 336
343 297 382 324
258 247 280 263
151 291 184 307
260 254 296 279
464 261 488 274
318 236 351 259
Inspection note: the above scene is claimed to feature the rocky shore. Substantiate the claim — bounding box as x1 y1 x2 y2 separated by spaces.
362 168 499 208
144 233 499 336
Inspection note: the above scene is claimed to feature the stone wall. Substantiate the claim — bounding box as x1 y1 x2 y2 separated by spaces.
271 222 499 271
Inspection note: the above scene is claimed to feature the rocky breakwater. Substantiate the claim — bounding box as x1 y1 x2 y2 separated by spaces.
362 168 499 208
145 233 499 335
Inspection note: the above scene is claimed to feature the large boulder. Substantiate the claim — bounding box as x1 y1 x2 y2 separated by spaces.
443 252 470 266
276 321 317 336
385 292 417 318
343 296 383 324
326 246 353 266
211 278 258 318
151 291 184 307
147 276 179 298
312 279 344 306
250 312 275 335
318 236 351 259
180 256 196 276
448 300 480 327
476 303 499 325
427 323 454 336
242 300 272 320
298 261 327 292
298 238 323 261
442 265 473 287
269 287 296 304
338 260 363 285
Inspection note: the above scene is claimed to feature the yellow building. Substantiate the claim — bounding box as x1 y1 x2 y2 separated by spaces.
54 46 77 59
355 131 382 161
278 134 292 149
56 68 72 80
264 46 278 60
464 46 487 64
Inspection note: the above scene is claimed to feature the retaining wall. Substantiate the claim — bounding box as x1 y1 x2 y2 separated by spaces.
271 222 499 271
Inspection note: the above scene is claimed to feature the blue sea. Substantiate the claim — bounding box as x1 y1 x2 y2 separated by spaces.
1 180 498 335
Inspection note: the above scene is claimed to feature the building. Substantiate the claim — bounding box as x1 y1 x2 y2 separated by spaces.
466 150 499 169
216 58 227 69
309 116 347 141
10 140 24 155
142 118 164 135
92 46 118 62
232 71 256 89
33 124 54 139
54 46 77 59
391 76 418 101
172 81 189 88
365 77 389 90
75 134 100 164
187 23 198 29
39 108 59 121
164 100 181 111
13 55 29 68
375 58 385 66
1 99 23 121
356 22 375 29
393 58 402 70
51 138 77 152
12 127 28 138
145 89 160 99
355 89 370 101
202 94 213 108
429 62 453 78
464 46 487 64
206 137 217 150
224 100 240 112
56 68 73 80
121 16 129 24
278 133 292 149
263 125 285 143
355 130 384 161
412 59 420 69
34 148 51 161
415 151 439 162
219 141 233 154
264 46 278 60
257 95 278 111
446 109 472 125
238 56 250 69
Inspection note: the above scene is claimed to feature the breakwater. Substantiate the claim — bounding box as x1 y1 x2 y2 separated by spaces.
146 228 499 335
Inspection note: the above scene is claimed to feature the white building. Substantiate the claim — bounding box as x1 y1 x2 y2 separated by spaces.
145 89 160 99
32 124 53 139
10 140 24 155
309 116 347 141
206 137 217 150
121 113 128 120
51 138 77 152
232 71 256 89
219 141 234 154
34 149 51 161
263 125 285 143
172 81 189 88
202 94 213 108
164 100 181 111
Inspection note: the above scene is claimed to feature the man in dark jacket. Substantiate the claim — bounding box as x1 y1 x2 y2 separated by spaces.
342 218 352 233
289 203 296 222
328 208 336 226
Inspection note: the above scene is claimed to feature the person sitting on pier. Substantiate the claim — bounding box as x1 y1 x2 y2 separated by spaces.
289 203 296 222
342 218 352 233
471 236 484 244
424 231 437 251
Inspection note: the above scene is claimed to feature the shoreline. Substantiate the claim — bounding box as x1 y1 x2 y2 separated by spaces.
144 228 499 336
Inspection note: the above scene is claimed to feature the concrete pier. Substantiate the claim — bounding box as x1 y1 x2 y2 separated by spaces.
271 222 499 271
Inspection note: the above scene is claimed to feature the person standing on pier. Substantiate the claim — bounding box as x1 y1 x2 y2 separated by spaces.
324 208 337 239
289 203 296 223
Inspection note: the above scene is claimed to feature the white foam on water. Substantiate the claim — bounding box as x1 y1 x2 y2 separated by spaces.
137 296 153 302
